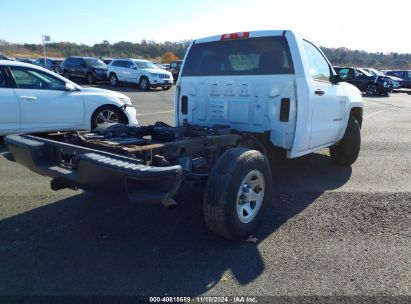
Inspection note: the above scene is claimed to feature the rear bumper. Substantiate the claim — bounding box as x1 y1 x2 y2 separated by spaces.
4 134 182 204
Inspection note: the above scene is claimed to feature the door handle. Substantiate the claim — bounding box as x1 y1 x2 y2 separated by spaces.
314 89 325 96
20 96 38 101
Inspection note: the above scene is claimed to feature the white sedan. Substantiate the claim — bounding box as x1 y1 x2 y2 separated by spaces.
0 60 138 136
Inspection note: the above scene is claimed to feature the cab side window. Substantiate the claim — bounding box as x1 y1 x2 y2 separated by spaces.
302 40 331 82
10 67 66 90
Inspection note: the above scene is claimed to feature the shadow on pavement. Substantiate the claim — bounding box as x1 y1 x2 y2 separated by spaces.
0 150 351 295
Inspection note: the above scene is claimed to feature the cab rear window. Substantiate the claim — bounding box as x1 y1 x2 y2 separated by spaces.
182 36 294 76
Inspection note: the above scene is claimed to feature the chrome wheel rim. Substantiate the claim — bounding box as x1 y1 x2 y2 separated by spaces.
236 170 265 224
87 74 93 84
96 110 119 127
140 78 148 89
366 84 377 95
110 75 117 86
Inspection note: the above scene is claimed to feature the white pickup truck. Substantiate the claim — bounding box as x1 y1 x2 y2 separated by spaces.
5 30 363 240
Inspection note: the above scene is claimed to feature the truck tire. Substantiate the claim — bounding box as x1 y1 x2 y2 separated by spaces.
329 116 361 165
203 147 272 240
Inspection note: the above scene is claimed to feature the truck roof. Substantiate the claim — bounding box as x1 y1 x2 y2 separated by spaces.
194 30 295 44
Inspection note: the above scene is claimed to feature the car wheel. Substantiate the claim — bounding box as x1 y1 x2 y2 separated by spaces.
87 73 95 85
139 76 150 91
63 71 70 79
203 147 272 240
329 116 361 165
365 83 378 96
162 86 171 91
91 105 126 129
109 73 119 87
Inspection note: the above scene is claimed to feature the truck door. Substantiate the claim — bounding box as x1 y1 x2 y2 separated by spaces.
301 40 346 150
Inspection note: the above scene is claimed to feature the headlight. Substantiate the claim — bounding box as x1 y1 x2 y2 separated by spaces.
118 97 133 106
150 73 159 77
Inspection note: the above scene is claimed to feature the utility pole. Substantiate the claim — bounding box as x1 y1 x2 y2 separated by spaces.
42 35 50 68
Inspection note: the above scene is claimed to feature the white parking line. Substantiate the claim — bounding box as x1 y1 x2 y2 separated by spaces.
365 110 384 118
136 110 174 116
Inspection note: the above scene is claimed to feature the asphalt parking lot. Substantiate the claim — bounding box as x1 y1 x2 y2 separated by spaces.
0 85 410 299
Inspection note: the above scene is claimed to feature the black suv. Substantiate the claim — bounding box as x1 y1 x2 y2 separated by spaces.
61 57 108 84
334 67 392 96
169 60 182 81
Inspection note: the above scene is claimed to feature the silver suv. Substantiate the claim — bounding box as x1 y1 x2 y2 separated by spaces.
107 59 173 90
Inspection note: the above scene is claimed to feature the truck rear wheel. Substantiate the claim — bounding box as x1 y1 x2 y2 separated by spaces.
203 147 272 240
329 116 361 165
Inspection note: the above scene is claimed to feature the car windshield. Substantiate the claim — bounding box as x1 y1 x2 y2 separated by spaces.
366 68 383 76
357 68 373 76
133 60 156 69
84 58 106 68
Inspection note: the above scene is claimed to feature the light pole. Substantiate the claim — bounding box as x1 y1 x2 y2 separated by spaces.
42 35 50 68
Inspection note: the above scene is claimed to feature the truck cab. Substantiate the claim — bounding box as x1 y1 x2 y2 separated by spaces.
175 30 363 159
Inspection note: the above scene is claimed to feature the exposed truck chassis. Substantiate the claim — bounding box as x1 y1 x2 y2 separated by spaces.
5 123 266 209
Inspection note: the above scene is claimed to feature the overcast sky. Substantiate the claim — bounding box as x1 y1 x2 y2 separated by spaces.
1 0 409 53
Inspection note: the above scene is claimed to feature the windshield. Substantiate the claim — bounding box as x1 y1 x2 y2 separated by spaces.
357 68 373 76
84 58 107 68
133 60 156 69
182 36 294 76
366 68 383 76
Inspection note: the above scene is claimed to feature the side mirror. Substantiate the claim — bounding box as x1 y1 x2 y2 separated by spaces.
330 74 343 84
65 82 76 91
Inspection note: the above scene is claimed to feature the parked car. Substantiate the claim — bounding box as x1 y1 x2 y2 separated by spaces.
363 68 402 89
61 57 108 84
333 66 392 95
107 58 173 90
0 60 137 136
169 60 182 81
33 58 64 73
384 70 411 89
162 63 170 70
0 54 14 61
4 30 363 240
16 58 36 64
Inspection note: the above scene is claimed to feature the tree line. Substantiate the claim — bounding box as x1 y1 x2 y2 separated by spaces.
0 39 409 68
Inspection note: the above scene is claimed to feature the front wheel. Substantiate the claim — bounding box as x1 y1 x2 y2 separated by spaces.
329 116 361 165
203 148 272 240
91 105 126 129
87 73 95 85
365 83 378 96
109 73 119 87
139 76 150 91
63 71 70 80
